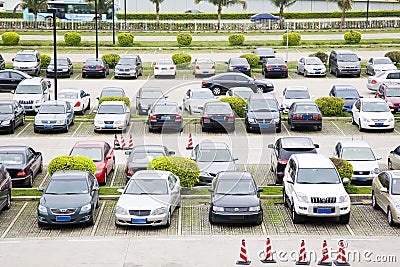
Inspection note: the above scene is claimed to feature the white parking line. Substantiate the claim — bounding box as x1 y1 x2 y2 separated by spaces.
1 202 28 239
74 74 79 80
110 165 118 187
282 123 291 136
91 201 106 237
72 122 82 137
346 224 355 236
331 121 346 136
16 123 31 138
394 129 400 135
177 208 182 235
39 173 49 188
261 221 267 235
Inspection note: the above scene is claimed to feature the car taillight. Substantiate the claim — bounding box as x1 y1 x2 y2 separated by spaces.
170 66 175 70
202 115 209 119
371 80 377 84
82 66 89 70
277 159 288 165
229 115 234 119
282 66 288 69
74 101 81 107
267 66 273 70
126 168 134 176
155 67 159 70
150 114 157 121
292 115 302 120
211 65 215 69
313 115 322 120
16 171 26 177
202 81 207 85
196 66 200 69
96 66 104 70
176 114 182 120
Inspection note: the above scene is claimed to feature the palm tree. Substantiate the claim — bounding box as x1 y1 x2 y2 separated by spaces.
149 0 165 22
86 0 114 21
270 0 296 28
194 0 247 31
329 0 354 29
13 0 49 28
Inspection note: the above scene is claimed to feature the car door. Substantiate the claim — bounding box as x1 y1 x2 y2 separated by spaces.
329 87 336 97
284 159 296 204
183 89 191 110
103 143 114 174
66 102 74 124
41 81 49 102
392 146 400 169
136 56 143 75
235 75 256 91
9 71 27 91
375 86 385 100
67 58 73 74
88 173 99 206
168 174 178 210
14 101 24 126
380 173 391 211
0 167 6 208
298 58 305 73
27 147 40 176
271 139 280 172
124 103 130 125
0 71 11 90
366 58 373 74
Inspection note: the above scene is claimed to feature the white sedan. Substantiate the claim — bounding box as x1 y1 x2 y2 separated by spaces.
94 101 130 132
154 59 176 78
365 57 397 76
296 57 326 77
183 88 216 114
281 86 313 112
351 98 394 131
367 70 400 91
57 88 91 114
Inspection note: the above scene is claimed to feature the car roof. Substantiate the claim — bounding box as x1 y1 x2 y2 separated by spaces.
51 170 89 179
280 137 315 148
230 87 253 92
381 82 400 88
292 154 334 168
360 98 386 103
205 101 230 107
333 85 357 90
141 87 162 92
217 171 253 180
285 86 309 91
153 101 178 107
132 170 171 180
333 50 356 54
102 87 124 91
198 141 230 150
337 139 371 147
386 171 400 179
18 77 44 85
17 50 38 54
41 100 67 106
59 89 81 93
249 93 276 101
99 101 125 106
131 145 166 153
73 141 106 147
0 146 28 152
293 101 317 106
212 72 250 79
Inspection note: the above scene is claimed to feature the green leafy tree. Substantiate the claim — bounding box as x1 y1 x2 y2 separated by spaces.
194 0 247 31
149 0 165 22
13 0 49 28
270 0 296 29
329 0 354 29
85 0 113 21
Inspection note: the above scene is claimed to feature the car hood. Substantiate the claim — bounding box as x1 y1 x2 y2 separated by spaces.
373 64 397 71
345 160 379 172
0 114 14 121
338 61 360 67
127 161 151 170
13 94 43 101
282 98 310 108
40 194 91 208
95 113 126 121
58 98 78 106
116 64 135 70
35 113 66 121
138 99 158 107
198 161 237 175
385 97 400 104
213 194 259 207
117 194 171 210
294 183 347 197
305 64 326 70
247 110 278 120
187 99 215 107
361 111 393 120
14 61 37 68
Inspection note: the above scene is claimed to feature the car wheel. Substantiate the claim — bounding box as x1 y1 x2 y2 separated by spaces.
388 159 393 170
339 213 350 224
351 115 356 125
296 67 300 74
290 120 295 130
34 128 40 134
284 73 288 78
201 124 206 132
245 125 251 133
335 68 340 77
134 72 138 79
38 221 46 227
276 125 282 133
27 174 33 188
176 198 181 209
388 208 395 226
4 193 11 210
64 123 69 133
211 86 221 96
111 157 116 172
372 191 379 210
208 210 215 225
165 210 171 228
275 169 282 185
291 205 302 224
358 120 364 132
256 86 264 94
317 125 322 131
255 214 263 226
21 115 25 126
70 118 74 126
38 160 43 173
283 187 288 207
103 71 106 78
189 106 193 115
101 172 107 186
8 121 15 134
87 212 94 226
303 70 307 77
96 198 99 209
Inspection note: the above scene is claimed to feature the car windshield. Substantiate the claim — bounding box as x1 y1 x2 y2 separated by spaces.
198 148 232 162
97 104 124 114
285 90 310 99
100 90 124 97
374 58 393 65
142 90 163 99
230 58 247 65
215 179 256 195
191 91 213 99
362 102 390 112
0 104 13 114
234 90 252 100
338 54 359 62
70 147 102 162
46 178 89 194
386 88 400 97
197 59 214 64
255 49 274 56
125 179 168 195
15 85 42 94
294 105 319 113
118 58 136 65
153 105 178 114
335 89 359 99
391 178 400 195
85 59 101 65
39 105 65 114
58 92 78 99
297 168 341 184
341 147 375 161
131 152 165 163
305 58 322 65
14 54 36 62
267 58 285 64
157 59 173 65
0 152 24 165
205 104 231 114
249 99 278 112
279 148 316 160
49 59 69 66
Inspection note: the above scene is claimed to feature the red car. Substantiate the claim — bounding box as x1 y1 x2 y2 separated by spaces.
69 141 115 185
375 83 400 112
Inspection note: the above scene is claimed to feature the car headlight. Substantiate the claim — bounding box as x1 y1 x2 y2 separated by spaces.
34 119 41 124
296 192 309 203
151 207 167 215
338 195 349 203
249 206 261 212
362 117 371 122
38 204 47 213
95 120 103 124
115 120 123 124
212 206 224 212
200 172 211 177
81 203 91 212
387 102 394 107
248 118 256 123
95 169 103 174
394 203 400 210
371 168 380 174
62 68 68 71
35 100 41 103
115 205 128 215
388 117 394 122
56 119 65 124
1 120 11 125
272 118 280 123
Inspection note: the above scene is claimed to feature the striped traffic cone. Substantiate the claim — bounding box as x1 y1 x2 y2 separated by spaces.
120 135 126 150
128 135 134 149
236 239 251 265
113 134 120 150
186 133 193 150
334 240 350 266
318 240 332 266
258 237 276 263
296 240 310 265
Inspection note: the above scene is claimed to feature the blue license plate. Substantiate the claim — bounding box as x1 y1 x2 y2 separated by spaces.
203 71 209 74
132 218 146 224
161 116 170 120
105 125 113 129
44 125 54 129
56 216 71 222
355 177 367 181
237 68 243 71
214 116 223 120
273 68 281 71
375 122 383 126
302 115 312 120
260 124 269 129
317 208 332 214
315 72 320 74
24 106 31 109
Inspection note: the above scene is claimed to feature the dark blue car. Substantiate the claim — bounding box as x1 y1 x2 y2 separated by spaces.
250 13 279 23
329 85 362 112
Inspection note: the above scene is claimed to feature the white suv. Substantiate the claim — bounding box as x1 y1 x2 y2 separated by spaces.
283 154 350 224
12 77 50 112
13 50 41 76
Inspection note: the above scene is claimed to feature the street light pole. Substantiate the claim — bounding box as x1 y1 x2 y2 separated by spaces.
48 9 58 100
95 0 98 58
366 0 370 26
124 0 127 30
112 0 115 45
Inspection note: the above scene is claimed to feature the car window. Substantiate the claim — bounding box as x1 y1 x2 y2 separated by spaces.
168 175 175 190
104 143 110 157
378 173 388 188
46 178 89 194
153 104 179 114
58 92 78 99
234 75 250 82
362 102 390 112
39 105 65 114
218 75 235 81
205 104 231 114
215 179 256 195
98 104 124 114
0 104 13 114
285 90 310 99
297 168 341 184
70 147 103 162
394 146 400 155
391 178 400 195
0 72 9 78
197 148 231 162
341 147 375 161
0 152 24 165
125 179 168 195
387 73 400 79
294 105 319 113
130 152 164 163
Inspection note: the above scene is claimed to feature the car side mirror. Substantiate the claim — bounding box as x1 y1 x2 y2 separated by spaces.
10 90 15 94
359 95 363 98
190 156 195 160
342 178 350 185
38 187 44 192
92 186 99 191
279 107 284 111
169 151 175 155
233 157 238 161
93 110 97 113
198 106 203 110
96 97 100 100
314 144 320 148
208 188 214 193
224 62 228 64
376 156 382 160
125 150 130 155
106 155 112 160
242 107 248 111
257 187 264 193
358 58 361 61
165 96 169 99
380 187 388 193
117 188 124 194
286 179 294 184
267 144 274 149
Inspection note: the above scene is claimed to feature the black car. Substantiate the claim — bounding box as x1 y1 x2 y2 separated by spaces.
125 145 175 180
37 170 100 226
97 87 126 100
267 137 319 184
201 102 235 132
253 48 275 64
262 57 288 78
227 58 251 76
0 146 42 187
208 171 263 225
46 57 74 78
0 100 25 134
82 58 109 78
244 94 282 133
288 102 323 131
0 164 12 212
0 54 5 70
148 102 183 132
0 70 31 91
136 87 167 115
201 72 274 96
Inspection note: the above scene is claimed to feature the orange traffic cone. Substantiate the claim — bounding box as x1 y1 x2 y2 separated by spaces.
236 239 251 265
318 240 332 266
258 237 276 263
296 240 310 265
120 135 126 150
113 134 120 150
186 133 193 150
128 135 134 149
334 240 350 266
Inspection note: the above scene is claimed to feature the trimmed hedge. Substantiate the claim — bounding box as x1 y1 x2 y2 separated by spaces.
102 54 120 69
48 156 96 176
240 54 260 67
172 53 192 65
330 157 353 190
98 96 130 107
309 51 328 64
118 32 134 47
148 156 200 187
64 32 81 46
228 34 245 46
40 54 51 69
344 31 362 44
176 33 192 46
384 51 400 64
282 32 301 46
1 32 20 45
315 97 344 116
219 96 248 118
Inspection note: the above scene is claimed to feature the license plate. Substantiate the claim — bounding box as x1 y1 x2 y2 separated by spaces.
273 68 281 71
260 124 269 129
214 116 223 120
355 177 367 181
315 72 320 74
105 125 113 129
24 106 31 109
302 115 312 120
56 216 71 222
203 71 209 74
236 68 243 70
132 218 146 224
375 122 383 126
161 116 170 120
162 68 167 70
317 208 332 214
44 125 54 129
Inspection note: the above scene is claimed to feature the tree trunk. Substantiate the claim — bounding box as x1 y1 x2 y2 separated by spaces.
156 3 160 23
217 5 222 32
279 7 284 29
34 12 38 29
341 10 346 30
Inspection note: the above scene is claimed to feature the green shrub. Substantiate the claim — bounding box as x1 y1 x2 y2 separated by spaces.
330 157 353 191
228 34 245 46
219 96 248 118
40 54 51 69
1 32 20 45
48 156 96 176
282 32 301 46
98 96 130 107
172 53 192 66
309 51 328 64
148 156 200 187
102 54 120 69
64 32 81 46
118 32 134 47
240 54 260 67
315 97 344 116
176 33 192 46
384 51 400 64
344 31 362 44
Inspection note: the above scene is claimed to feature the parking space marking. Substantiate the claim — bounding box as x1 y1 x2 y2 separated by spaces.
39 172 49 188
394 129 400 135
110 165 118 187
261 221 267 235
346 224 355 236
74 74 79 80
178 208 182 235
16 123 31 138
91 201 106 237
282 122 291 136
72 122 83 137
331 121 346 136
1 202 28 239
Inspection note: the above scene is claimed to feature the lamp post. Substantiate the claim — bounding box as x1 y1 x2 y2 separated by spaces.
48 8 58 100
366 0 370 27
95 0 98 58
124 0 127 30
112 0 115 45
